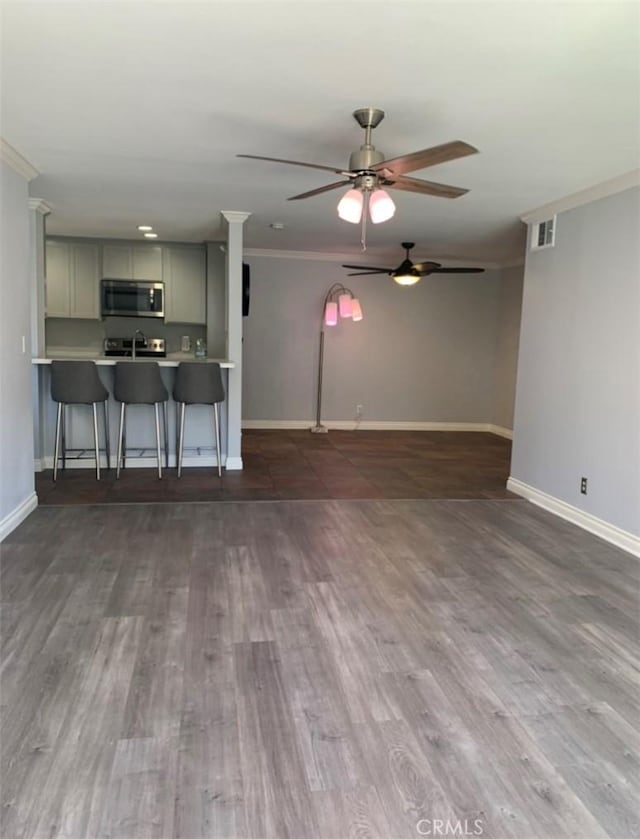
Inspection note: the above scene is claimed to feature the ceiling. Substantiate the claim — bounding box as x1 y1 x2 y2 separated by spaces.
1 1 638 266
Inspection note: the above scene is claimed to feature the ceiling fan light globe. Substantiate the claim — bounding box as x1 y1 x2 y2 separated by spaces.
337 189 364 223
393 273 421 286
369 189 396 224
351 298 363 321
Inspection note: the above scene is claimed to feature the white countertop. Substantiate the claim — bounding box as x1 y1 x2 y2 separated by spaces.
33 352 234 368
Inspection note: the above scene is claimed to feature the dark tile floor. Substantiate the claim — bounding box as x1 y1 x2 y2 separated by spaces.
35 429 516 505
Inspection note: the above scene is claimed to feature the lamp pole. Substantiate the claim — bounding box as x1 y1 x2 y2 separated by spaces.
311 325 328 433
310 283 361 434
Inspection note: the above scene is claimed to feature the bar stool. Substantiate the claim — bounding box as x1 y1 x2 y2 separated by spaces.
173 362 225 477
113 362 169 479
50 361 110 481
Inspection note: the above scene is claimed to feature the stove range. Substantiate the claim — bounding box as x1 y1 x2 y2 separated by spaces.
104 337 166 358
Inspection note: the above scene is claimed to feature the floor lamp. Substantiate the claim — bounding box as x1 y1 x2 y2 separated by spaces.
310 283 364 433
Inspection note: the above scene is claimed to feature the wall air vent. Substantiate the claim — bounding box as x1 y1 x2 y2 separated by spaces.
532 216 556 250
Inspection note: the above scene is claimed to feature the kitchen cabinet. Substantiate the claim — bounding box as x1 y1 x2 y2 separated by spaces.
45 240 71 317
45 240 204 323
102 245 163 282
45 241 100 319
163 247 206 324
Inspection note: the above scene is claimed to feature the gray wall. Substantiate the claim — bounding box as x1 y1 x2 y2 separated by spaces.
511 187 640 536
206 242 226 357
242 253 523 425
0 160 34 531
493 266 524 429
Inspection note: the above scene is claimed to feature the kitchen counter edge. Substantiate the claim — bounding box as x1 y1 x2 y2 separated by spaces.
33 356 235 368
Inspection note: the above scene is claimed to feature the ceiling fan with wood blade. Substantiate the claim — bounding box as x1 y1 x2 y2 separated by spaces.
238 108 477 204
343 242 485 286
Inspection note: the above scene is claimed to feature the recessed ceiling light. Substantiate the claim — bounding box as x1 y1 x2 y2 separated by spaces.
144 232 158 239
270 222 285 230
137 225 153 231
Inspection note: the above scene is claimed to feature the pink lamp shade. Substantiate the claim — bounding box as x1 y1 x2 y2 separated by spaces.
369 189 396 224
324 300 338 326
351 298 363 321
338 293 353 318
337 189 364 224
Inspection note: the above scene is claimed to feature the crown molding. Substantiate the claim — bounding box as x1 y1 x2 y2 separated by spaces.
221 211 252 224
500 257 526 269
243 247 502 269
28 198 53 215
244 247 359 263
520 169 640 224
0 139 39 181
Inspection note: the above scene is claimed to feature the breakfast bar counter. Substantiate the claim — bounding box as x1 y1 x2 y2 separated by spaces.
32 355 237 473
33 355 235 367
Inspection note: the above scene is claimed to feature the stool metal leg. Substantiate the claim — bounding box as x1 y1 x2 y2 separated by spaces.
177 402 186 478
175 402 180 470
153 402 162 478
214 402 222 478
103 401 110 470
116 402 125 478
92 402 101 481
154 402 162 479
61 404 67 471
122 405 127 469
53 402 63 482
162 402 168 471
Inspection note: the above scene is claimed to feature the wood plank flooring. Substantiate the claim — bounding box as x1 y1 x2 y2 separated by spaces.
35 429 515 505
1 498 638 838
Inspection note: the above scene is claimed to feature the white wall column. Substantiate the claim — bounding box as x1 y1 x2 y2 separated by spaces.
28 198 51 357
28 198 51 469
221 210 251 470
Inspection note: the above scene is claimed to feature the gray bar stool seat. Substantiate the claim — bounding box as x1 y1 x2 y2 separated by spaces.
173 362 225 477
50 361 110 481
114 362 169 479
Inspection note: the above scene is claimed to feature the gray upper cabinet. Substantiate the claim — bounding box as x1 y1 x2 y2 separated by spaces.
163 247 206 324
45 240 206 323
45 240 100 319
45 240 71 317
102 245 163 282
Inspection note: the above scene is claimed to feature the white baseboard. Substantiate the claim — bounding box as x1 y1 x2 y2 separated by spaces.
243 420 318 430
242 420 513 437
225 456 243 470
486 424 514 440
507 477 640 558
0 492 38 542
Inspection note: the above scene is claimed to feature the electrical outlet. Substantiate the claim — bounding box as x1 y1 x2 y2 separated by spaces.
356 404 364 418
580 477 588 494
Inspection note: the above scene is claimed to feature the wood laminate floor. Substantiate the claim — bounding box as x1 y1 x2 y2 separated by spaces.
36 429 515 505
1 498 638 838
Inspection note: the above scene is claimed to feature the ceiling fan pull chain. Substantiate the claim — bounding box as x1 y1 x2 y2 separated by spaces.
360 191 369 251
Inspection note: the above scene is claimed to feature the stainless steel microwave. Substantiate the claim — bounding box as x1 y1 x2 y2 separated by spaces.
101 279 164 319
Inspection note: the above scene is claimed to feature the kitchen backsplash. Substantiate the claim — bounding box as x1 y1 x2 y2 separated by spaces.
45 317 208 354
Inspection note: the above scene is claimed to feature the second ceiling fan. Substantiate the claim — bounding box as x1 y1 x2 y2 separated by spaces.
343 242 485 286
